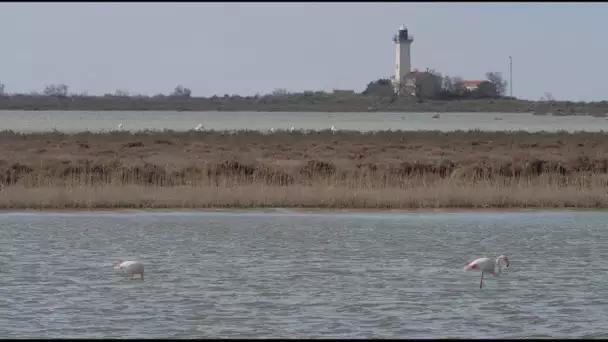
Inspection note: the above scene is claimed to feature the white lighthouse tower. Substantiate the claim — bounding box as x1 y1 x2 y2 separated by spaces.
392 25 414 92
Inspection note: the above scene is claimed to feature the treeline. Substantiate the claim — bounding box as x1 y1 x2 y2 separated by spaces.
0 70 509 102
0 83 194 98
363 70 511 101
0 76 606 114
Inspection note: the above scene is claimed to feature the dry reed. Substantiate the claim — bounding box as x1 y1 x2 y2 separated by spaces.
1 129 608 209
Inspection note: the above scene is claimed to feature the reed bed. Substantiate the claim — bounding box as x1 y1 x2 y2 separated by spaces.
1 129 608 209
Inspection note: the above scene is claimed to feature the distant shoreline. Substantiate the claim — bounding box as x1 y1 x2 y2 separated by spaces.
0 94 607 115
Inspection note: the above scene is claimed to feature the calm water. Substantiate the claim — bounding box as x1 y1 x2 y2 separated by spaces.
1 110 608 132
1 210 607 338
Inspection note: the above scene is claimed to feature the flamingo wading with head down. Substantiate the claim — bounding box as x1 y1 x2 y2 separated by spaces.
463 254 509 289
115 261 144 280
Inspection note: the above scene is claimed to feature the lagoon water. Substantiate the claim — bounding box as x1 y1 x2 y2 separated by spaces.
1 110 608 132
1 210 607 338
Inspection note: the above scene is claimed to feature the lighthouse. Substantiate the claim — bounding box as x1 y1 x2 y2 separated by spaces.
393 25 414 92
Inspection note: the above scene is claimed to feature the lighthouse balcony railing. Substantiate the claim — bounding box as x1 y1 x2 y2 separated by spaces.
393 34 414 42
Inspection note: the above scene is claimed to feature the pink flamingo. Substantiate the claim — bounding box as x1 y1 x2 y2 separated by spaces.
115 260 145 280
463 254 509 289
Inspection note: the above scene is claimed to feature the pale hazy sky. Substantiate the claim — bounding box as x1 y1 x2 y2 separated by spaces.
0 2 605 101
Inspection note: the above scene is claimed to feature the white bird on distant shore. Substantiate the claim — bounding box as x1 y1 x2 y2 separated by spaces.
117 120 124 130
115 261 145 280
194 123 204 131
463 254 509 289
269 127 275 133
330 125 337 133
289 124 296 132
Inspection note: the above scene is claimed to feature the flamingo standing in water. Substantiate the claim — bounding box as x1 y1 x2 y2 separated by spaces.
115 261 145 280
463 254 509 289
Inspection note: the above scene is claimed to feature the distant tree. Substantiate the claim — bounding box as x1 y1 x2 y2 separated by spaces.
363 78 394 97
426 68 442 82
475 81 498 98
485 72 507 96
43 84 68 97
172 85 192 98
441 76 454 93
542 92 555 101
114 89 130 97
452 76 465 95
271 88 290 96
425 69 443 95
435 76 452 100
